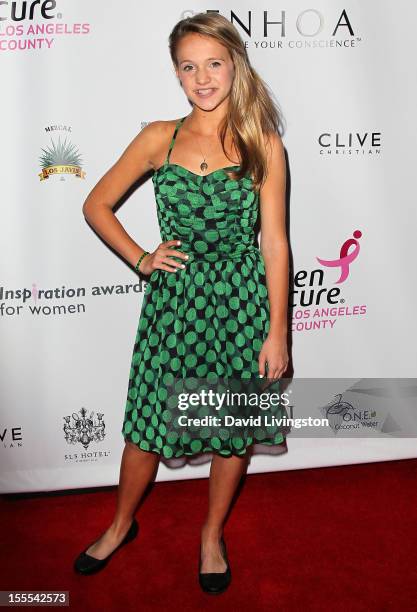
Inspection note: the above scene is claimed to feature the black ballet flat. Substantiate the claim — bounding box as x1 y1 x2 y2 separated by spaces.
199 536 232 594
73 518 139 575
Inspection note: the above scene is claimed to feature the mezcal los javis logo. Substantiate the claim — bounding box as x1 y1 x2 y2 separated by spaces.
38 126 85 181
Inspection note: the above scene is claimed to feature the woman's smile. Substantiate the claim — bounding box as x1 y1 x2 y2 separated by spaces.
194 87 218 98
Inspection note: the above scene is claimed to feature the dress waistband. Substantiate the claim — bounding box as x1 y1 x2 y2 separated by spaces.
178 243 259 263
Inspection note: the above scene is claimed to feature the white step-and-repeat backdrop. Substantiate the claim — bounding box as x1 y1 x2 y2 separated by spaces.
1 1 416 493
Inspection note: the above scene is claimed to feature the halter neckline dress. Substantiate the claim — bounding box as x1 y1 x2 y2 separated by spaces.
122 116 285 458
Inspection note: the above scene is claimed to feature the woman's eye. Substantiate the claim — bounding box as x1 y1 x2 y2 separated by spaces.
182 61 221 71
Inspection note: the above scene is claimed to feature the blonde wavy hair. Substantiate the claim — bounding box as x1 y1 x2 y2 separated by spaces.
168 12 284 192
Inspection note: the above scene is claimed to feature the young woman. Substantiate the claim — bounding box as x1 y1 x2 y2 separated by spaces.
74 12 289 595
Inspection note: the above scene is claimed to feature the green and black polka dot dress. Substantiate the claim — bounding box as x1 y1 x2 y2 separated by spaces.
122 116 285 458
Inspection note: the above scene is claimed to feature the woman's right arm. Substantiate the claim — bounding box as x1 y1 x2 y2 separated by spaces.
82 121 162 271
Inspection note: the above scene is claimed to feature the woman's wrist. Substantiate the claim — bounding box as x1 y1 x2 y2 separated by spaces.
134 250 150 273
267 324 288 339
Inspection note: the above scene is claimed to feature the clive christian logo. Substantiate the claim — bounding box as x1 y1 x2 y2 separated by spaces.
63 407 106 450
0 425 23 448
318 132 382 155
38 125 85 181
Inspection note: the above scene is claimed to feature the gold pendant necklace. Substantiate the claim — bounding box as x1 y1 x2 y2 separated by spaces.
195 134 214 174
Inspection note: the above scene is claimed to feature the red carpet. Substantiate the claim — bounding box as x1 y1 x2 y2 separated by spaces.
1 458 417 611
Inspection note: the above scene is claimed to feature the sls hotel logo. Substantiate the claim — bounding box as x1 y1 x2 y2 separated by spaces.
291 230 366 333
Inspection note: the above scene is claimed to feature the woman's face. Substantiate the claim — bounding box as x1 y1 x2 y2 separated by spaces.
175 33 235 111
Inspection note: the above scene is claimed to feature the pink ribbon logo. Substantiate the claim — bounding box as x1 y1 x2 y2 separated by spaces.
316 230 362 284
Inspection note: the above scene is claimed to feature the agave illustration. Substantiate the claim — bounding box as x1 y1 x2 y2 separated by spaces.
39 135 83 168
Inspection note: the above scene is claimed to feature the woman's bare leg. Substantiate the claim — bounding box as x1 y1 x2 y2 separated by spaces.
200 453 249 572
84 441 160 559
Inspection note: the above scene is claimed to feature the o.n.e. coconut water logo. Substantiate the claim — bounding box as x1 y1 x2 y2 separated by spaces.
182 8 361 50
322 392 380 435
38 127 85 181
0 0 91 52
291 230 366 332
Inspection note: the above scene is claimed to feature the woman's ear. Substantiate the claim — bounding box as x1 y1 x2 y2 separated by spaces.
174 69 182 86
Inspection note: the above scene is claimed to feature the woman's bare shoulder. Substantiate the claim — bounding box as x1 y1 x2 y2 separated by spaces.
143 119 182 170
146 118 181 134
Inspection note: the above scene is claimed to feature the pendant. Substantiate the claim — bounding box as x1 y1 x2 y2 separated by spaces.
200 161 208 172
